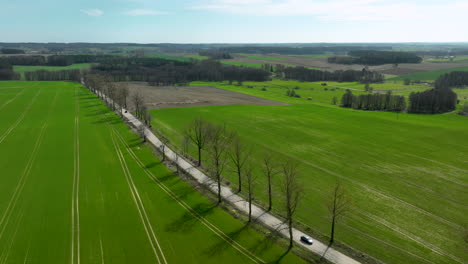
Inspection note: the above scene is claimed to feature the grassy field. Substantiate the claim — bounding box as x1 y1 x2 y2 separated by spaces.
426 56 468 63
182 54 209 60
151 81 468 264
0 81 307 263
13 64 91 79
191 80 369 105
238 54 284 60
389 66 468 81
146 52 191 62
220 61 263 68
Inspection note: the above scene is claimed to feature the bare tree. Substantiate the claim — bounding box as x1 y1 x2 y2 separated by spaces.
186 117 210 167
145 111 153 127
119 83 129 108
263 153 278 211
328 182 349 245
137 124 147 143
181 135 190 157
160 136 169 162
132 91 145 119
207 124 232 204
229 133 251 193
244 164 257 222
282 160 302 249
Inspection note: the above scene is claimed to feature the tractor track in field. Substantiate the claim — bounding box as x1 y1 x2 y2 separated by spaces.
111 126 265 264
0 88 41 145
0 123 48 242
71 87 81 264
0 207 25 264
110 130 168 264
232 118 463 230
0 86 28 112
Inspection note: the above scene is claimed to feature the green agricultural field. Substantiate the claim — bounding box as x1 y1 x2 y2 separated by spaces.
183 54 209 60
220 61 263 68
192 80 368 105
146 52 191 62
13 63 91 79
322 81 429 91
289 54 332 58
151 81 468 264
0 81 306 263
238 54 284 60
389 66 468 81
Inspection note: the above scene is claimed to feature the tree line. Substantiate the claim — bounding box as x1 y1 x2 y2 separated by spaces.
91 59 270 85
408 88 458 114
24 69 81 82
328 50 422 65
217 46 391 55
407 72 464 114
341 90 406 111
198 50 233 59
434 71 468 90
1 54 117 66
182 117 349 249
281 66 384 83
81 73 351 251
1 48 25 54
0 60 20 80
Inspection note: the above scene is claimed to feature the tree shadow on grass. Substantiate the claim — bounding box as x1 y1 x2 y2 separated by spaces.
203 223 250 257
145 161 161 169
165 203 216 233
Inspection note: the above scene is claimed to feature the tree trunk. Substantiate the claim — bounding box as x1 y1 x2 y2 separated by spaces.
217 173 222 204
198 147 202 167
268 176 272 211
330 215 336 244
248 195 252 222
237 170 242 193
288 216 294 249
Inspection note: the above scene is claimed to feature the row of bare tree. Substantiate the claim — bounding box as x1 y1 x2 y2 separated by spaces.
83 74 153 126
81 77 350 250
184 117 349 249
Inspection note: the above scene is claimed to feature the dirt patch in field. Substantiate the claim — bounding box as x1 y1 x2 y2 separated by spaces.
227 54 468 75
123 82 287 110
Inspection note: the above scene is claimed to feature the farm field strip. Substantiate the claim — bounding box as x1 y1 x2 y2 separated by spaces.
0 81 305 264
109 125 266 264
71 92 80 264
152 84 468 264
110 131 168 264
0 86 27 112
0 88 41 145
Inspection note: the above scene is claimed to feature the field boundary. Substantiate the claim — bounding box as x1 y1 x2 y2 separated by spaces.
110 125 266 264
110 130 168 264
118 109 360 264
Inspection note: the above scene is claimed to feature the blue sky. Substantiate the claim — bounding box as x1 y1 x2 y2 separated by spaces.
1 0 467 43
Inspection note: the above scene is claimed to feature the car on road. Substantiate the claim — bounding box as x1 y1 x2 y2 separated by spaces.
300 235 313 245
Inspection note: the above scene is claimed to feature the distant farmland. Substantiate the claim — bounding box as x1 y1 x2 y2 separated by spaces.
151 80 468 264
0 81 305 263
388 66 468 81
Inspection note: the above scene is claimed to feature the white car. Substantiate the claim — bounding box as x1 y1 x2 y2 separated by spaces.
300 235 313 245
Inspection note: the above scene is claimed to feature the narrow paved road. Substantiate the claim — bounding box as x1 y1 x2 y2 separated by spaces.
121 110 361 264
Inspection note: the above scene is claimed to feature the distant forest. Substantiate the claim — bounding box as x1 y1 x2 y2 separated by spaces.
218 46 390 55
341 90 406 112
280 66 384 83
0 59 20 80
328 50 422 65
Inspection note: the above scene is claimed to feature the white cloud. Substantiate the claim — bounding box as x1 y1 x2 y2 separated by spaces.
80 9 104 16
192 0 466 22
125 9 166 16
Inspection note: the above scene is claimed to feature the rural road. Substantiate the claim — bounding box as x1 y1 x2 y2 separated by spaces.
121 110 361 264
